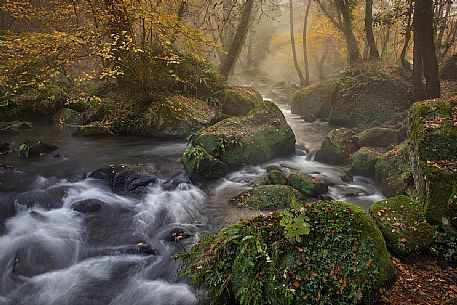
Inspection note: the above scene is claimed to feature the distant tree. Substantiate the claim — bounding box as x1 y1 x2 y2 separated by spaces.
365 0 379 58
290 0 306 86
303 0 312 85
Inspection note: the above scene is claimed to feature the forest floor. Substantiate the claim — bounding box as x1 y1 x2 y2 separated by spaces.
379 256 457 305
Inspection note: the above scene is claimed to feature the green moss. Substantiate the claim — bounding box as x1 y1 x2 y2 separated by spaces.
369 196 437 256
35 84 68 116
287 173 328 197
374 143 412 197
182 146 230 180
290 80 336 118
218 86 262 116
53 108 82 126
230 185 304 210
266 167 288 185
179 201 395 305
183 88 296 179
357 127 400 148
351 147 383 177
315 128 359 165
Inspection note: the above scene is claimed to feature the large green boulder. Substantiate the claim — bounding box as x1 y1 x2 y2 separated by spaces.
374 143 412 197
290 80 336 119
328 64 413 129
357 127 400 148
182 87 295 179
369 196 437 256
408 97 457 227
179 201 395 305
218 86 260 116
440 53 457 80
137 95 220 138
287 173 329 197
351 147 384 177
266 166 288 185
315 128 359 165
182 146 230 179
230 185 303 210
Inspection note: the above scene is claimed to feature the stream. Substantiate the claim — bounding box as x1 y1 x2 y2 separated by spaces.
0 102 384 305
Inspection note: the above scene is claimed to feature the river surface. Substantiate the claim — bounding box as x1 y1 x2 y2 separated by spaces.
0 103 384 304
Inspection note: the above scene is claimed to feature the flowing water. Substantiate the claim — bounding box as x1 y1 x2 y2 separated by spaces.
0 102 384 304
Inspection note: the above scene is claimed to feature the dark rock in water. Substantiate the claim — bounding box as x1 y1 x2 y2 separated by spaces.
12 187 67 210
29 211 47 221
162 174 191 191
0 143 10 155
301 113 316 123
320 195 333 201
165 228 193 242
16 141 58 158
341 174 354 183
0 121 32 135
71 199 103 213
89 164 157 194
96 243 158 257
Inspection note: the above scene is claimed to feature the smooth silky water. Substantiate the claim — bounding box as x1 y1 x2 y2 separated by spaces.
0 102 384 304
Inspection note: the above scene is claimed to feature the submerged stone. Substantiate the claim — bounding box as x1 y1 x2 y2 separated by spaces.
71 199 104 213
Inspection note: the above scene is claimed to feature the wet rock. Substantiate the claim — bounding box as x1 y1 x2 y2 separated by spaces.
53 108 83 126
12 187 67 210
162 174 191 191
315 128 359 165
16 141 58 158
73 121 114 137
71 199 103 213
350 147 384 177
301 113 316 123
97 243 158 256
357 127 399 148
89 164 157 194
266 167 288 185
230 185 304 211
0 121 32 135
287 173 329 197
165 228 193 242
0 143 10 155
183 87 296 180
341 174 354 183
290 80 335 119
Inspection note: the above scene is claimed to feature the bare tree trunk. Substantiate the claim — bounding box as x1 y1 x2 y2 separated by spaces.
290 0 306 86
220 0 255 80
400 0 413 69
413 0 440 100
365 0 379 58
337 0 361 63
317 41 330 81
303 0 312 85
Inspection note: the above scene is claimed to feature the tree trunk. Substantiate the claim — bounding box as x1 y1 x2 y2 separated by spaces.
303 0 312 85
413 0 440 100
337 0 361 63
220 0 255 80
400 0 413 69
290 0 306 86
317 41 330 81
365 0 379 58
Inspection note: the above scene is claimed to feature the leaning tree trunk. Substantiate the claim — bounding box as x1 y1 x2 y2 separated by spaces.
290 0 306 86
220 0 255 80
365 0 379 58
302 0 312 85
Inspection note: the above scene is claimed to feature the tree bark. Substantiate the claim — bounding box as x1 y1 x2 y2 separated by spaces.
400 0 413 69
220 0 255 80
364 0 379 58
290 0 306 86
303 0 312 85
336 0 361 63
413 0 440 100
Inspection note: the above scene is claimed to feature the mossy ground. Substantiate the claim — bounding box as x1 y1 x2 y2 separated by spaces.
369 196 437 256
179 201 395 305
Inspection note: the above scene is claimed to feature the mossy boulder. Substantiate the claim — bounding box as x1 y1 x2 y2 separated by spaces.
16 141 58 158
182 87 295 179
73 121 114 137
138 95 220 138
218 86 261 116
230 185 303 210
182 146 230 180
290 80 336 119
266 166 288 185
351 147 384 177
0 121 32 134
180 201 395 305
440 53 457 80
35 84 68 116
375 143 412 197
53 108 83 126
408 97 457 227
287 173 329 197
328 64 413 129
357 127 400 148
369 196 437 256
315 128 359 165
